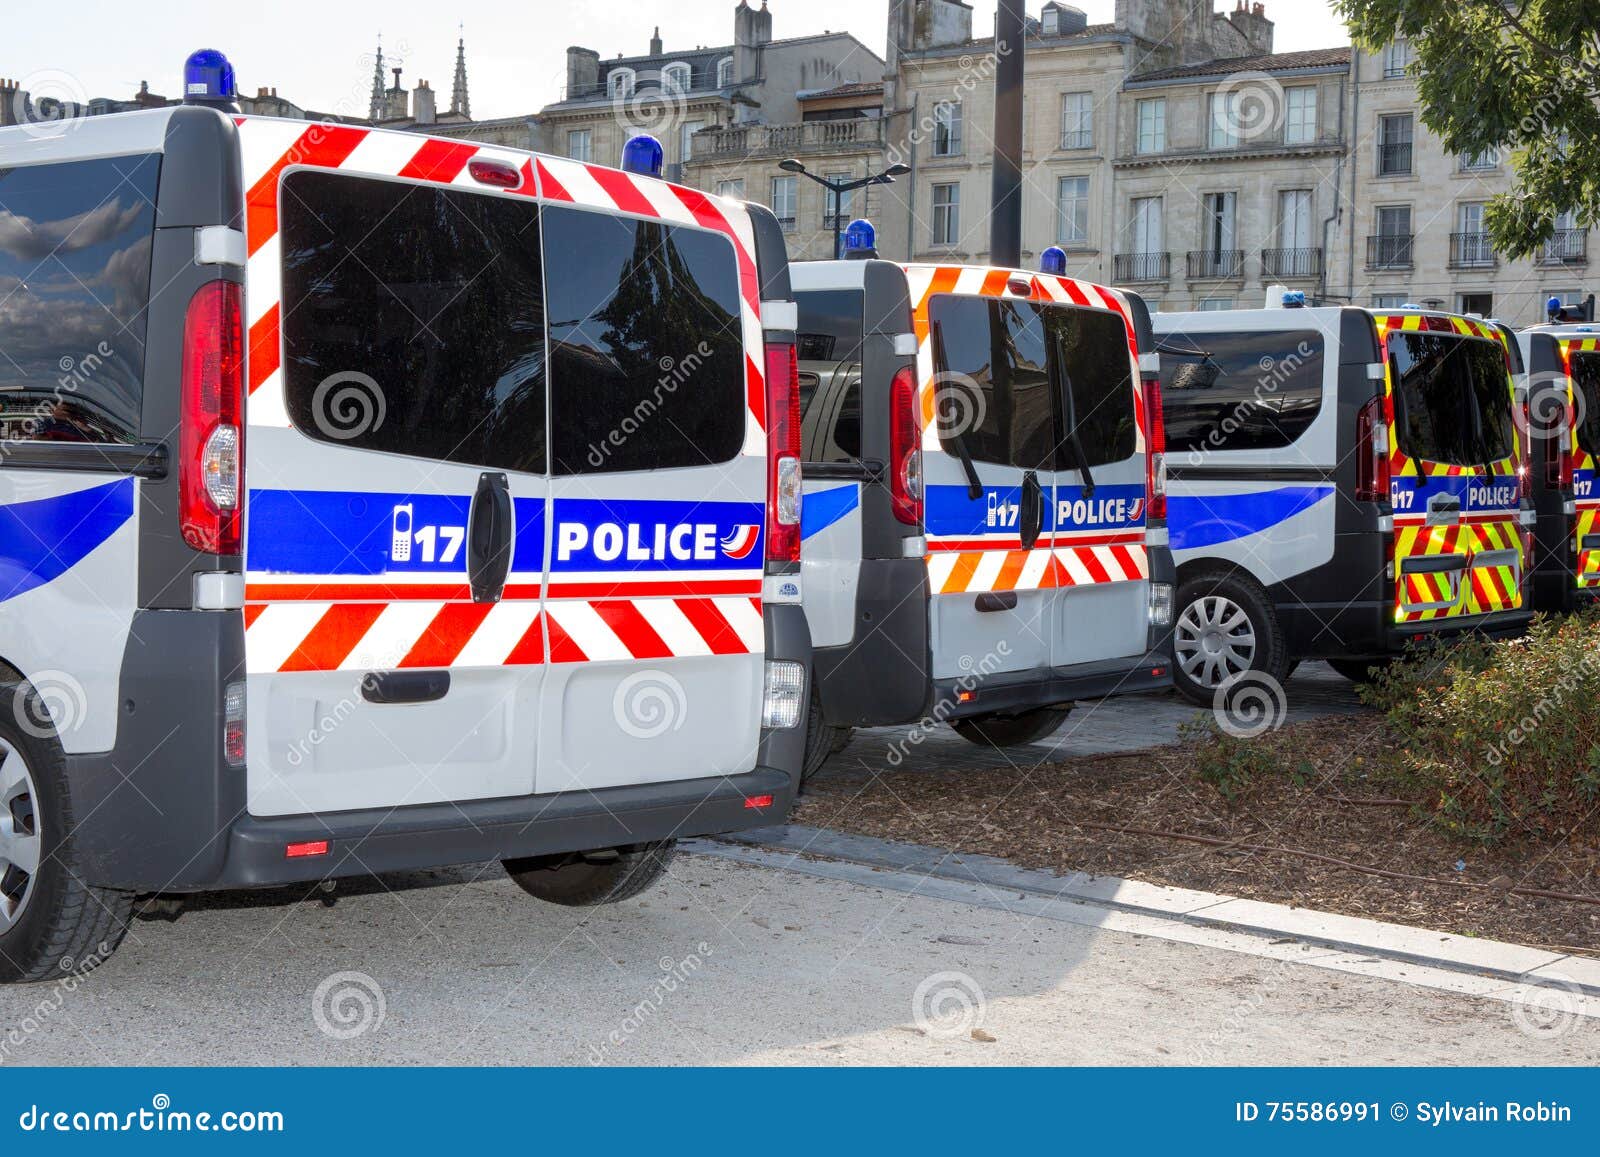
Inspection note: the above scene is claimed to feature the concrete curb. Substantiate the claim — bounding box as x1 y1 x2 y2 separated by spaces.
704 825 1600 997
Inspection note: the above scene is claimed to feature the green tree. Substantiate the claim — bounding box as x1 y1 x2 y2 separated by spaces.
1338 0 1600 258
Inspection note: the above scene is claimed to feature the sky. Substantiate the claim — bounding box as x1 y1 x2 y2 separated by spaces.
6 0 1351 122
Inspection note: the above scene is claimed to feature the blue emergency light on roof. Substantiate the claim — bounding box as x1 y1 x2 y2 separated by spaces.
621 134 664 178
842 218 877 260
1282 290 1306 309
182 49 237 109
1039 246 1067 276
1548 296 1565 314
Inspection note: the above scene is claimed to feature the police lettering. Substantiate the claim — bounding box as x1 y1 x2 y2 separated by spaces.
557 521 721 562
1055 496 1135 527
1470 484 1516 509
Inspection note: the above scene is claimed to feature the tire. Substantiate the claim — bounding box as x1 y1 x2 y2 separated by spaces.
1328 657 1392 684
1171 571 1290 707
0 682 132 984
800 688 836 783
503 840 677 907
950 706 1071 748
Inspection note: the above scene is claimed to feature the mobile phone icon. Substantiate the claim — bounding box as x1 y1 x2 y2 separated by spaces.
986 490 1000 528
391 503 414 563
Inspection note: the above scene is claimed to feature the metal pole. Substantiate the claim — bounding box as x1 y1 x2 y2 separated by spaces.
990 0 1025 268
832 185 842 259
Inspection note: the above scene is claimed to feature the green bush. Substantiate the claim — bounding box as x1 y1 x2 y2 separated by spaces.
1367 609 1600 843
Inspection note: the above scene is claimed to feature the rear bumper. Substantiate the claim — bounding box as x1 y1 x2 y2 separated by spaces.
932 649 1172 720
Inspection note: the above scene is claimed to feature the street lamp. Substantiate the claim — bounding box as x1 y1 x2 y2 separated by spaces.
780 158 911 259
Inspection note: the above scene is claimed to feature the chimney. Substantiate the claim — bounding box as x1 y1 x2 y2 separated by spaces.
386 67 408 120
734 1 772 86
908 0 974 51
1228 0 1274 56
650 26 663 56
413 79 436 124
566 46 600 97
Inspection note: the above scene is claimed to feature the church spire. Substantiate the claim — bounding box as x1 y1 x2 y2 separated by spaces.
450 27 470 119
367 34 386 123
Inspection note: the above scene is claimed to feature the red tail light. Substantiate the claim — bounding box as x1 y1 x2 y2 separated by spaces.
1141 375 1167 522
1355 395 1390 503
467 158 522 189
764 342 802 563
888 365 923 526
179 280 244 554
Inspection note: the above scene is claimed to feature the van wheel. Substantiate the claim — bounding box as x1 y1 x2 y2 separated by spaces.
503 841 677 907
1171 573 1289 707
801 689 837 783
0 682 132 983
1328 658 1392 684
950 706 1071 748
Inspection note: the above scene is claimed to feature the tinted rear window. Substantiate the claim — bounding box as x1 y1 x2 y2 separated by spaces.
1571 351 1600 458
280 170 547 473
1158 330 1324 452
0 154 160 443
543 205 745 475
1390 332 1515 466
929 295 1135 470
797 289 864 463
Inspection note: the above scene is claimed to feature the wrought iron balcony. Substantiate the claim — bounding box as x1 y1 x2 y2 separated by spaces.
1111 252 1169 282
1261 248 1323 279
1449 232 1497 270
1186 249 1245 280
1367 234 1414 270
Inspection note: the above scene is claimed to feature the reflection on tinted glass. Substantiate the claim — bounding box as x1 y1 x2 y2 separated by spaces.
796 289 863 363
280 171 547 473
929 295 1135 470
1390 333 1514 466
1157 329 1325 452
798 290 865 463
0 154 160 443
1571 352 1600 458
543 206 744 475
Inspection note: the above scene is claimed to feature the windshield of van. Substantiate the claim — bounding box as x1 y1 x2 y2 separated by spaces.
1389 332 1515 467
928 295 1135 471
1570 351 1600 459
796 289 864 464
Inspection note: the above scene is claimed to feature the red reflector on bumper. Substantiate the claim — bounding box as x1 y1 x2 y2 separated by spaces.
285 840 329 859
743 794 775 810
1151 667 1167 677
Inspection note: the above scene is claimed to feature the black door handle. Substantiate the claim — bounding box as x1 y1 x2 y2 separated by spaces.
467 472 513 604
1019 471 1044 549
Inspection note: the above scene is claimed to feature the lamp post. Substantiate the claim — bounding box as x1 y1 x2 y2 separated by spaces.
779 158 911 258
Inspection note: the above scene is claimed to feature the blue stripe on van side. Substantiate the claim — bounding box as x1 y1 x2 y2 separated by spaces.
1168 485 1335 551
0 477 134 602
802 485 860 541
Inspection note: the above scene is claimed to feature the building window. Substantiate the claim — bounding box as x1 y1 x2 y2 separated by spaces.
608 69 634 100
1208 92 1240 149
1370 204 1414 269
770 175 798 229
661 62 692 93
679 120 704 162
1061 92 1093 149
717 57 734 88
715 178 745 200
931 182 960 245
1283 86 1317 144
1057 176 1089 245
1457 292 1493 316
1136 98 1166 155
1373 294 1410 309
1453 201 1493 267
1383 38 1414 79
1378 113 1413 175
567 129 591 163
1197 297 1234 311
1543 210 1588 265
933 102 963 156
1269 189 1316 276
1459 147 1499 172
823 172 853 226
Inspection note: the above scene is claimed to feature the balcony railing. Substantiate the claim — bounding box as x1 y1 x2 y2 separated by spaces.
1367 234 1414 270
691 118 886 161
1261 247 1323 279
1187 249 1245 279
1449 231 1497 269
1112 252 1170 282
1539 229 1589 267
1378 141 1413 175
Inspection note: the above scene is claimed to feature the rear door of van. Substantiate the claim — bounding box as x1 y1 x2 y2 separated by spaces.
1376 314 1526 624
241 121 550 816
531 161 767 794
1557 336 1600 594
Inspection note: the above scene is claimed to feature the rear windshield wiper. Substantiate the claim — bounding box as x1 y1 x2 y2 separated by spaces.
930 318 984 500
1053 332 1096 498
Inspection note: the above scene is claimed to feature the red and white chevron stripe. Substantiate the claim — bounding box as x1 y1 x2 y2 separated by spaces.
926 540 1150 596
236 116 767 456
243 587 764 674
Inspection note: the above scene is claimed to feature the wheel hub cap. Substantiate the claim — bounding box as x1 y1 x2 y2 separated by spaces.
1174 595 1257 690
0 742 41 931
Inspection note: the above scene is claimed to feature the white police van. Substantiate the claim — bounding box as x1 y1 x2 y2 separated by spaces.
1155 296 1532 703
792 231 1174 771
0 51 809 981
